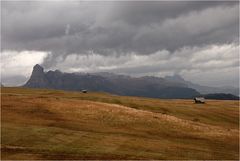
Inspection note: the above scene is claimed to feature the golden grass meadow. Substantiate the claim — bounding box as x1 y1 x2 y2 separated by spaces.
1 87 239 160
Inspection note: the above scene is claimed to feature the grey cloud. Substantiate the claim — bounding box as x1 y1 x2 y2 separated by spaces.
50 43 238 74
1 1 239 87
110 1 237 26
1 75 28 86
2 1 238 56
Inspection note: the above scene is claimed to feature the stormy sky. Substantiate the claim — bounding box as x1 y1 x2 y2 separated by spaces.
1 1 239 87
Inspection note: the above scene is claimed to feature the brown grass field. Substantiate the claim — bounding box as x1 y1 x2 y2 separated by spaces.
1 87 239 160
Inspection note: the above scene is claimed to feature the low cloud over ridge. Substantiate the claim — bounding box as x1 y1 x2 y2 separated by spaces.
1 1 239 87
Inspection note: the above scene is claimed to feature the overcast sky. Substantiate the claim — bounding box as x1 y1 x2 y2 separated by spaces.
1 1 239 87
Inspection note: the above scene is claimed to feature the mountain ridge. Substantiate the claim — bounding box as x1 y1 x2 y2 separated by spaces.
23 64 200 99
23 64 239 99
164 74 239 96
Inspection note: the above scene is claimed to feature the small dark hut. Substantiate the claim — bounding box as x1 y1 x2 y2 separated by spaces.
81 90 87 93
194 97 205 104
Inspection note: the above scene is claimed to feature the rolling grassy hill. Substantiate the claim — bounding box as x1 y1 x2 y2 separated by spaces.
1 87 239 160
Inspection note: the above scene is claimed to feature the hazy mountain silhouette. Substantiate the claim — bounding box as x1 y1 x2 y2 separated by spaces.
165 74 239 96
203 93 239 100
23 64 200 99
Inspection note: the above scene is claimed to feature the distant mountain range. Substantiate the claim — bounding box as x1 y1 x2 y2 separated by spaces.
164 74 239 96
23 64 200 99
203 93 239 100
23 64 239 100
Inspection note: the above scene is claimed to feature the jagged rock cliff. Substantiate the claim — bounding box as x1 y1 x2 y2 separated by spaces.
24 64 50 88
23 64 200 99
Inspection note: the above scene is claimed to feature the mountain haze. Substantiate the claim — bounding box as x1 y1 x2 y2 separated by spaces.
23 65 200 99
165 74 239 96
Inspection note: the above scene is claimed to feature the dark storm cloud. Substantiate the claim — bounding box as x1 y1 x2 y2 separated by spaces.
2 1 238 55
0 1 239 73
110 1 238 26
1 1 239 87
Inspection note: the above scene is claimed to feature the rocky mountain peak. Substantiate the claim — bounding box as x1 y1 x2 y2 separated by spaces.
32 64 44 75
23 64 49 88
